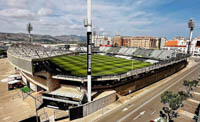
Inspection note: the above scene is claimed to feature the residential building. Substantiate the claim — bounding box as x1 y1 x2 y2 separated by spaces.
113 35 162 49
164 37 200 56
93 35 112 47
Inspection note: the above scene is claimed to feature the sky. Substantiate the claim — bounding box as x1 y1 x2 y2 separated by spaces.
0 0 199 39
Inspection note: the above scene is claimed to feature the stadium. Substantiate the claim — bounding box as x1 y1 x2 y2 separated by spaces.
7 43 188 117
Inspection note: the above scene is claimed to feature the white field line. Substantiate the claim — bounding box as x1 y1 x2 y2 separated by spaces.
117 65 200 122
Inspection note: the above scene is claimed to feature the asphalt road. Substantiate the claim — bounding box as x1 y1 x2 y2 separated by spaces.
95 58 200 122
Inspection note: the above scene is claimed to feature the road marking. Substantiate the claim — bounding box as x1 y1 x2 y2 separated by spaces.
122 104 134 112
117 65 200 122
122 108 128 112
151 110 156 115
133 111 145 120
193 91 200 96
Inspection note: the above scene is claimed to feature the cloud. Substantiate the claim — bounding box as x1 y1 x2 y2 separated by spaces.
1 0 28 8
0 0 199 38
0 8 34 19
38 8 52 16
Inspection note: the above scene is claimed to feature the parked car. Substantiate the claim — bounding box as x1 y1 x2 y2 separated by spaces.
8 80 23 90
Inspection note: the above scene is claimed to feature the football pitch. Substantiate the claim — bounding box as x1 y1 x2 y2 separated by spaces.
51 54 152 76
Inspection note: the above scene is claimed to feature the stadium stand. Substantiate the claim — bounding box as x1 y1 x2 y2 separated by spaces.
118 47 129 55
106 47 120 54
124 48 137 55
158 50 176 60
8 43 71 59
143 49 154 57
149 50 163 59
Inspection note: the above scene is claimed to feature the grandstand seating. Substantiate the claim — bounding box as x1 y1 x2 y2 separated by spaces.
9 43 179 62
118 47 129 55
8 43 71 59
106 47 120 54
158 50 176 60
99 46 178 60
100 47 111 52
149 50 163 58
124 48 137 55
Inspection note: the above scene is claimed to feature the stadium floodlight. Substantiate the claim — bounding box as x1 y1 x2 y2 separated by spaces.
85 0 92 102
27 23 33 43
187 18 195 55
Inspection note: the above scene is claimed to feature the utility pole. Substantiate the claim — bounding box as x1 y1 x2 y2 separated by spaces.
84 0 92 102
187 18 194 55
27 23 33 43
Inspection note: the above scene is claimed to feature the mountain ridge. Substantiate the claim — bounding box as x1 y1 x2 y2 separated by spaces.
0 32 86 43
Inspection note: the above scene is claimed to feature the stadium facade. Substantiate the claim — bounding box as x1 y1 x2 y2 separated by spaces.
7 43 188 110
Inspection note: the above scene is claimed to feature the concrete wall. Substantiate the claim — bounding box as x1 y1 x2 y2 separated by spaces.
82 92 116 116
7 52 33 75
69 92 117 120
114 61 187 95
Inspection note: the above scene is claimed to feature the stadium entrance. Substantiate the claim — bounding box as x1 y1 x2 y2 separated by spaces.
42 86 87 110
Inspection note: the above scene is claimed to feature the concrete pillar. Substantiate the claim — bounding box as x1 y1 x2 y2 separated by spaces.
46 72 60 92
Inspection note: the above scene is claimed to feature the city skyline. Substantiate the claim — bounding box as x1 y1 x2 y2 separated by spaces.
0 0 200 39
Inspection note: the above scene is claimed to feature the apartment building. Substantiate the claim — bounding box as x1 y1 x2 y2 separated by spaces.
113 35 162 49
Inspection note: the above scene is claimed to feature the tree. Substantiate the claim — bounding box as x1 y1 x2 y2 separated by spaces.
193 80 199 87
183 80 199 97
160 91 183 122
161 91 184 110
160 90 189 122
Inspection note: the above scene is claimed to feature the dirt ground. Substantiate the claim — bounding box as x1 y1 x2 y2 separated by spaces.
0 58 68 122
0 58 35 122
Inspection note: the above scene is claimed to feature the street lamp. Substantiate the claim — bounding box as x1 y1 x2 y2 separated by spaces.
27 23 33 43
84 0 92 102
187 18 195 55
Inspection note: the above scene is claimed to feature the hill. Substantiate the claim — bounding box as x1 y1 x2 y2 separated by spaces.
0 32 86 43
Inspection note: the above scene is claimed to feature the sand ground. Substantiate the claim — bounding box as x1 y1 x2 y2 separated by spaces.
0 58 35 122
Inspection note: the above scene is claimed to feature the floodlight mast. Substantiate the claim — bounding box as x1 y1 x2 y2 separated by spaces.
27 23 33 43
86 0 92 102
187 18 194 55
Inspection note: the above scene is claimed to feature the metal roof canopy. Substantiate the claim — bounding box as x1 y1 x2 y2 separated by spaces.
49 87 85 100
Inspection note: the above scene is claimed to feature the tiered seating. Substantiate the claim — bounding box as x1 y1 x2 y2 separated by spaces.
118 47 129 55
149 50 163 58
94 46 179 60
106 47 120 54
8 43 71 59
133 49 146 56
99 47 106 52
124 48 137 55
92 47 100 53
103 47 111 52
143 49 153 57
158 50 176 60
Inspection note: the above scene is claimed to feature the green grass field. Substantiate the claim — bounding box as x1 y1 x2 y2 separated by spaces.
50 54 152 76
